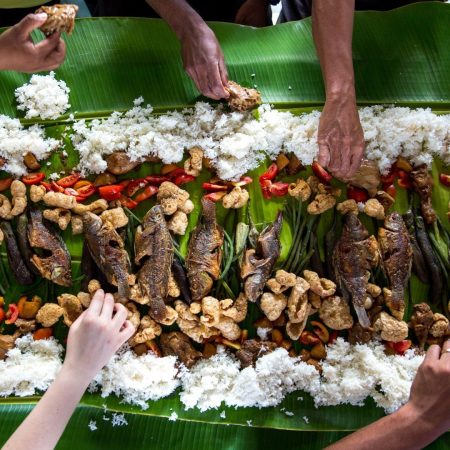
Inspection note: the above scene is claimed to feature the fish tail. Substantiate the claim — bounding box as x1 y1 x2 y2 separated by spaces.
354 304 371 329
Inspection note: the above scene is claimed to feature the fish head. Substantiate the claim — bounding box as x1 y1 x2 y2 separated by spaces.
343 213 368 240
201 197 216 224
82 211 102 233
384 212 404 232
143 204 165 226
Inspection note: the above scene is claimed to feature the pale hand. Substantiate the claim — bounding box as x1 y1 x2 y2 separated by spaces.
317 95 365 180
0 14 66 73
235 0 269 27
181 26 229 100
63 290 135 382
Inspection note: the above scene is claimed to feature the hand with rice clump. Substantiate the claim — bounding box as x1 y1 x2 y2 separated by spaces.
0 13 66 73
3 290 135 450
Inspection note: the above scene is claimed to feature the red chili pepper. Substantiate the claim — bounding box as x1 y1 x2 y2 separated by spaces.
202 182 228 192
397 177 412 190
145 175 170 185
174 174 195 186
259 163 279 182
56 173 80 188
328 330 339 345
312 162 332 184
51 181 64 193
76 182 96 199
126 178 148 197
439 173 450 187
0 177 13 192
5 304 19 325
269 181 289 197
204 191 227 202
386 339 412 355
118 180 130 188
384 184 397 199
33 328 53 340
134 185 158 203
75 196 88 203
260 179 272 199
347 185 369 203
98 184 125 201
381 168 396 186
40 181 52 191
167 168 186 180
0 308 5 322
22 173 45 185
118 195 138 209
229 176 253 188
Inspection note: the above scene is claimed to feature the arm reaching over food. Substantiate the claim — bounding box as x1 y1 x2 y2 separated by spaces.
0 13 66 73
312 0 365 179
3 290 135 450
328 340 450 450
147 0 229 100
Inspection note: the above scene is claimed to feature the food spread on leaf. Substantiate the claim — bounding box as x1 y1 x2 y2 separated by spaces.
0 81 449 416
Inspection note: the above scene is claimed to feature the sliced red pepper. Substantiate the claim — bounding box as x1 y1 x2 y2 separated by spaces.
384 184 397 199
40 181 52 191
397 177 412 190
126 178 148 197
312 162 332 184
118 180 130 188
347 185 369 203
73 180 92 190
98 184 125 201
229 176 253 188
174 174 195 186
145 175 170 185
439 173 450 187
204 191 227 202
0 308 5 322
33 328 53 340
386 339 412 355
56 173 80 188
76 182 96 199
51 181 64 193
260 179 272 199
259 163 279 182
118 195 138 209
134 185 158 203
0 177 13 192
167 168 186 180
5 304 19 325
75 196 88 203
380 168 396 186
22 173 45 185
269 181 289 197
202 182 228 192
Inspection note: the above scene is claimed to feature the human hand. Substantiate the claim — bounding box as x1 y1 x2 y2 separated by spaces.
317 94 365 180
0 13 66 73
406 340 450 434
235 0 269 27
63 290 135 382
181 25 229 100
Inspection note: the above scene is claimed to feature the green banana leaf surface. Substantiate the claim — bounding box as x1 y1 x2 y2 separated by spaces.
1 3 450 448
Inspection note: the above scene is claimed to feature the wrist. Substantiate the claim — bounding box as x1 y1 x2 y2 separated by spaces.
59 361 95 389
325 80 355 100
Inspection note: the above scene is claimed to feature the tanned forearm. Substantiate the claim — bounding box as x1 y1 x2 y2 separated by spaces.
312 0 356 99
146 0 207 40
327 403 443 450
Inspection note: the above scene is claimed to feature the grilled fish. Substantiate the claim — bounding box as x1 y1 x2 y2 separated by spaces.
378 212 412 320
27 208 72 286
241 212 282 302
186 198 224 301
83 211 131 302
333 214 376 328
135 205 173 321
0 220 34 285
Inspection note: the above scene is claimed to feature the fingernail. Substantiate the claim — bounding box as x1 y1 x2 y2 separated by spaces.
35 13 48 20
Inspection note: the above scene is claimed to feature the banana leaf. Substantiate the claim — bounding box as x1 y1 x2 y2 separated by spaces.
1 3 450 448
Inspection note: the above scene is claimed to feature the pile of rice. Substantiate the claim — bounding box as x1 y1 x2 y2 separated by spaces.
15 72 70 120
0 336 424 415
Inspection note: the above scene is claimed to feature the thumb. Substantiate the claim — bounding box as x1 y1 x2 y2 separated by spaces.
15 13 48 40
317 144 330 167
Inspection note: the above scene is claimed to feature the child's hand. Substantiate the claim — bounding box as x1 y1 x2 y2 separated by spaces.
0 13 66 72
63 290 135 382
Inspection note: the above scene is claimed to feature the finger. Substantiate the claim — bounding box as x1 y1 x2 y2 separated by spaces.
441 339 450 360
43 38 66 67
317 144 330 168
100 293 115 319
86 289 105 316
35 32 61 55
118 320 135 343
424 344 441 362
15 13 48 40
70 309 87 331
218 59 229 98
347 144 365 178
111 303 128 331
